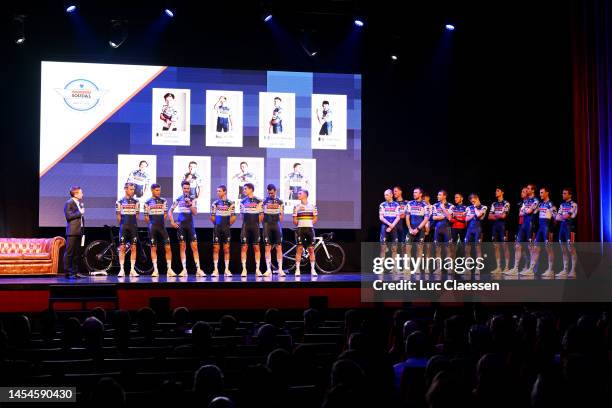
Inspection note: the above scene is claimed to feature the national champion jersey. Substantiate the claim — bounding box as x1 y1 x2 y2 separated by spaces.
263 197 284 224
537 200 557 228
432 202 454 226
161 104 178 121
466 205 487 229
127 170 149 187
490 200 510 223
379 201 401 224
211 199 235 227
519 197 539 225
557 200 578 227
406 200 428 227
216 105 231 119
173 194 197 223
144 197 168 226
293 202 317 228
241 197 263 226
450 204 467 229
116 197 139 225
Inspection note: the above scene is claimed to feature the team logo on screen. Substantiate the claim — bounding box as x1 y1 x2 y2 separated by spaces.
56 79 104 111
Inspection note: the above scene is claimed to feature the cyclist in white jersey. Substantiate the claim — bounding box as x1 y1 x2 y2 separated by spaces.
292 189 318 276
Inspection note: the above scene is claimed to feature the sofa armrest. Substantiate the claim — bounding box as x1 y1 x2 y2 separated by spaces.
50 236 65 274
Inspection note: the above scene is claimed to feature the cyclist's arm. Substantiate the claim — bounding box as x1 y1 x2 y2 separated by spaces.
379 205 392 227
144 204 150 224
312 206 318 225
168 202 177 225
115 202 121 225
210 203 216 224
279 204 284 222
190 199 198 216
229 203 236 226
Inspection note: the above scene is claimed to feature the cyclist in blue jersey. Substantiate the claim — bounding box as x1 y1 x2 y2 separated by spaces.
522 187 556 278
169 181 204 277
556 188 578 278
116 183 140 277
317 100 333 135
213 95 233 133
379 189 401 263
126 160 150 199
422 192 434 272
144 184 175 277
405 187 429 272
505 186 538 277
263 184 285 277
269 97 283 134
488 187 510 274
432 190 454 274
210 185 236 277
240 183 263 277
393 186 408 246
464 194 487 270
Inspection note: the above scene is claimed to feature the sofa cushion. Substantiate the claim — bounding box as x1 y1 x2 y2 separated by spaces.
0 253 23 260
22 253 51 260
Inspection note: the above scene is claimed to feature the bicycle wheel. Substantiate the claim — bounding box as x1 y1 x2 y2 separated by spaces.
315 242 346 274
84 240 115 272
135 242 154 275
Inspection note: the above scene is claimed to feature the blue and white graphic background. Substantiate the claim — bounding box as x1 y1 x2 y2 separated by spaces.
39 62 361 229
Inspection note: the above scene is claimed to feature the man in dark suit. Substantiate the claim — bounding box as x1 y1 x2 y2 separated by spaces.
64 186 86 279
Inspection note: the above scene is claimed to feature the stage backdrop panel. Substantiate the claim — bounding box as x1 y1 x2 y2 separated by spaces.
39 61 361 229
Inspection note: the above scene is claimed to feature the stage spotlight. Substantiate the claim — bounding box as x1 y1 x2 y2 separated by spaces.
445 24 455 31
13 15 26 45
354 18 364 27
66 5 76 13
310 50 318 57
391 55 398 61
264 14 273 22
109 20 128 49
164 9 174 18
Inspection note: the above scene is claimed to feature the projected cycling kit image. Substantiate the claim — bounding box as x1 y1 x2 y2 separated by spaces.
39 61 361 229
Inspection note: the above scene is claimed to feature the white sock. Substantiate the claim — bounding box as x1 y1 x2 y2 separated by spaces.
225 260 229 270
256 261 260 272
242 261 246 269
278 259 283 271
214 260 218 270
310 261 316 271
266 259 271 270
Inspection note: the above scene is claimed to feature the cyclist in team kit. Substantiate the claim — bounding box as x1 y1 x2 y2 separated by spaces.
379 189 401 262
556 188 578 278
210 185 236 277
116 183 140 277
488 187 510 274
144 184 176 277
240 183 264 277
168 181 204 277
263 184 285 277
293 190 318 276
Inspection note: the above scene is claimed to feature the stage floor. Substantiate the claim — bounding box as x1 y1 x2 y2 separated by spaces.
0 272 361 289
